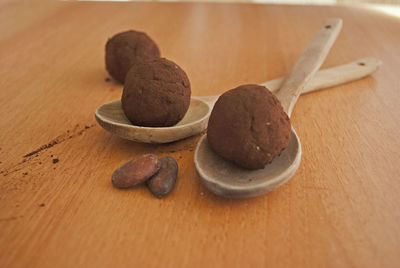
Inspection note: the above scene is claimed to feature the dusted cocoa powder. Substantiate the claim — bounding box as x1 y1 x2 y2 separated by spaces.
122 58 191 127
207 84 291 170
112 154 161 189
105 30 160 84
147 156 178 198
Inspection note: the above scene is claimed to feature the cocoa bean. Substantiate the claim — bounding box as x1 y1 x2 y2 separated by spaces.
112 154 161 189
147 156 178 198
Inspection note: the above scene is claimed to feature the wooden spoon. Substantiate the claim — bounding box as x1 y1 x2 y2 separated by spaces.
95 57 380 143
195 18 343 198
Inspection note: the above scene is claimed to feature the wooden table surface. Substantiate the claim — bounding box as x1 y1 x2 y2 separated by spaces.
1 1 400 267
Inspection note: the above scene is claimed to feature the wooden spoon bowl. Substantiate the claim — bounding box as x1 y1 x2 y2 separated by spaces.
95 96 215 143
195 128 301 198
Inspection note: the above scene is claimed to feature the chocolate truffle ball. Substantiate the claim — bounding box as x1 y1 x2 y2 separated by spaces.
121 58 191 127
105 30 160 83
207 84 291 170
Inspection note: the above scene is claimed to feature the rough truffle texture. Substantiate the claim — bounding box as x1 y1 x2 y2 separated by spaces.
105 30 160 83
122 58 191 127
207 84 291 170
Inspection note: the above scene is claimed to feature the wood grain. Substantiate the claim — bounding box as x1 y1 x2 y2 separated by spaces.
1 1 400 268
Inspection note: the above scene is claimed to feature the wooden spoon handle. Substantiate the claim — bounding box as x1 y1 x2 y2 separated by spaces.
275 18 343 116
198 57 381 107
264 57 382 94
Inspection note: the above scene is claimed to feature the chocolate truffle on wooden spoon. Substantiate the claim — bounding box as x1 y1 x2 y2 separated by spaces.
207 84 291 169
105 30 160 83
122 58 191 127
195 18 343 197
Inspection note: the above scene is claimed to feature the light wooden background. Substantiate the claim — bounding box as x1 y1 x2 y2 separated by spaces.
1 1 400 267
